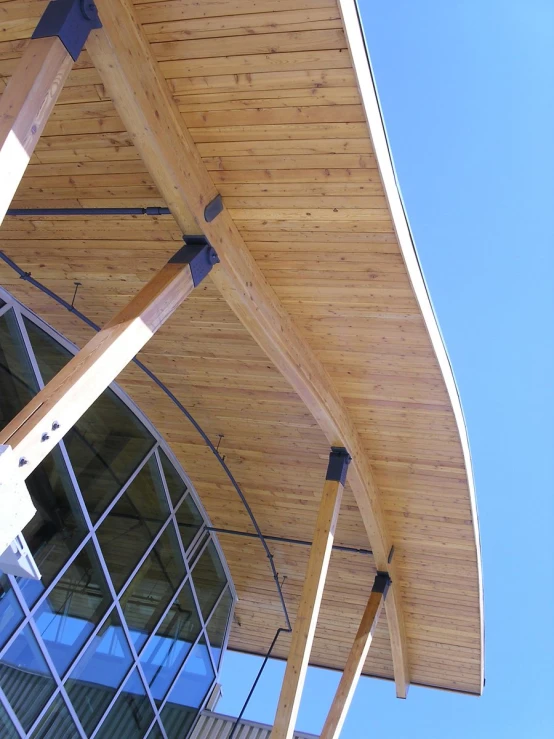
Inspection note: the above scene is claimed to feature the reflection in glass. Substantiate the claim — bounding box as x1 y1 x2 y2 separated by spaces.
33 542 113 674
95 668 155 739
140 580 201 701
97 456 170 592
191 542 227 621
159 450 187 507
24 319 155 521
30 694 77 739
66 609 132 736
0 309 38 431
175 495 203 552
0 572 24 651
121 526 186 652
160 638 214 738
19 447 89 607
0 625 56 732
206 587 232 667
0 699 19 739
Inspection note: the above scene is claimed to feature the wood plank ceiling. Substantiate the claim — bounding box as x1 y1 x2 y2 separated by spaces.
0 0 483 695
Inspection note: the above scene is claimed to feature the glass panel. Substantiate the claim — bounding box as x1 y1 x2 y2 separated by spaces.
0 572 24 651
160 638 214 739
121 526 186 652
97 456 170 592
33 541 113 675
30 694 78 739
24 319 155 521
206 588 232 668
66 610 132 737
191 542 227 621
19 446 88 608
0 625 56 732
0 309 38 431
95 668 155 739
175 495 203 553
140 581 201 701
159 450 187 507
146 722 165 739
0 699 19 739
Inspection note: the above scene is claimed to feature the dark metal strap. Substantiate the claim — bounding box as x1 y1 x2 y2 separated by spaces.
32 0 102 62
204 194 223 223
373 571 392 598
169 236 219 286
326 446 351 484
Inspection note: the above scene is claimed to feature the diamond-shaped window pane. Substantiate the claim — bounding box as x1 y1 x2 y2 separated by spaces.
24 318 155 521
95 668 155 739
30 694 78 739
122 526 186 651
140 580 202 701
206 587 232 668
175 494 203 552
0 625 56 732
66 609 132 736
159 450 187 507
191 542 227 621
97 456 170 592
33 541 113 675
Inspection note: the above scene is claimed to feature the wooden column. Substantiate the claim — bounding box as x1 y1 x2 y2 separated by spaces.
0 0 101 225
320 573 391 739
0 241 219 479
272 448 350 739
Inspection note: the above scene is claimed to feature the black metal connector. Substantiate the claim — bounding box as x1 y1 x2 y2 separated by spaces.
204 194 223 223
372 571 392 598
169 235 219 286
325 446 351 484
32 0 102 62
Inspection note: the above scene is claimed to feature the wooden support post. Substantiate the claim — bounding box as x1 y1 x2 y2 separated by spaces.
272 449 350 739
0 0 101 225
0 241 219 480
320 573 391 739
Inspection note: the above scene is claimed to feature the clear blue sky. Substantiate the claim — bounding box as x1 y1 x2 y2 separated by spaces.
217 2 554 736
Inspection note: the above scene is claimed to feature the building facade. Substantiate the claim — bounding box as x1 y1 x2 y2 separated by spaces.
0 288 236 738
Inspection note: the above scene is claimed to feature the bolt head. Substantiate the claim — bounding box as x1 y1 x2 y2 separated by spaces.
41 433 50 442
18 458 27 467
51 421 60 431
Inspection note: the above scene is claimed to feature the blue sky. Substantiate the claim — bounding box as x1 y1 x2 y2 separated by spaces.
217 2 554 736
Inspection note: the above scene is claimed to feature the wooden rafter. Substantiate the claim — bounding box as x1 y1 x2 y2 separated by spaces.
320 573 390 739
86 0 409 697
0 244 216 477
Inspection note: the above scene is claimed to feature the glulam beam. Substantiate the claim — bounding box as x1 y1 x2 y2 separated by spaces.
0 242 218 478
320 573 391 739
86 0 409 698
272 449 350 739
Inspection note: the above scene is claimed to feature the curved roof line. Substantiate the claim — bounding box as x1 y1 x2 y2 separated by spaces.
340 0 484 692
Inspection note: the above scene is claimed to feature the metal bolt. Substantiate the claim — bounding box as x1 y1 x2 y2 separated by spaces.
41 433 50 442
18 458 28 467
51 421 60 431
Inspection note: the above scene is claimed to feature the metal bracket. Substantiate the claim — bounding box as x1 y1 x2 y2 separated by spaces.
32 0 102 61
169 235 220 286
372 571 392 598
204 194 223 223
325 446 351 484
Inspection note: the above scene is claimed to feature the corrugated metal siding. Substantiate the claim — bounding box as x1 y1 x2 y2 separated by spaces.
190 711 318 739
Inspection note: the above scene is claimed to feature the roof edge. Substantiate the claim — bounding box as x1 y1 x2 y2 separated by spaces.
336 0 485 694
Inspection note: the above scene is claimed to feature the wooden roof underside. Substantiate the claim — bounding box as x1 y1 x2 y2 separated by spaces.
0 0 483 695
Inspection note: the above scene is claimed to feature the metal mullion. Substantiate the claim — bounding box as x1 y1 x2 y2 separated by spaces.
0 685 26 739
0 303 12 319
144 715 168 739
204 583 230 633
135 575 191 659
0 607 28 663
92 443 159 530
11 303 45 394
188 529 210 571
219 593 236 670
88 662 136 739
173 492 207 563
9 582 87 738
203 584 232 675
115 514 174 599
24 533 92 618
57 684 88 739
157 622 208 713
59 603 116 685
26 688 62 737
154 447 173 514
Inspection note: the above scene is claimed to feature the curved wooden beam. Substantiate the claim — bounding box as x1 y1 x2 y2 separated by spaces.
86 0 409 698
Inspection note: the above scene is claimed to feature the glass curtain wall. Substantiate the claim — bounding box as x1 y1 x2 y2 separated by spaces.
0 291 235 739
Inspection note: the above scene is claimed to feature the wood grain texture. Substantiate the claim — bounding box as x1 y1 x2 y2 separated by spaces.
0 0 483 698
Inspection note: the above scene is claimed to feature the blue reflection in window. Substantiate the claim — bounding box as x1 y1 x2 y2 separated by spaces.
0 572 24 651
164 638 214 710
